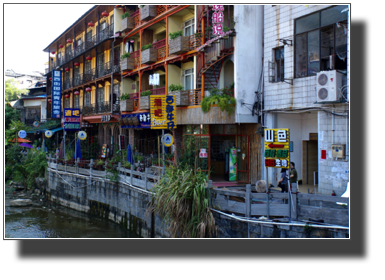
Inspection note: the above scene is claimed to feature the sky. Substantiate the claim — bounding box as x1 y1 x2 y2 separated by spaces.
4 4 95 74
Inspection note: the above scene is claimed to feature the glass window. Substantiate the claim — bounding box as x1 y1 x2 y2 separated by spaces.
184 19 195 37
85 92 91 106
307 30 319 76
74 95 80 108
321 5 348 27
320 25 334 70
295 33 307 78
97 87 104 103
184 68 194 90
295 13 319 34
271 47 284 82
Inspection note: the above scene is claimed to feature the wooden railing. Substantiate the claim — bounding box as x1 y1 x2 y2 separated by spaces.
211 185 349 226
130 50 141 69
149 87 165 95
131 10 141 29
157 5 167 15
189 33 203 51
188 89 202 105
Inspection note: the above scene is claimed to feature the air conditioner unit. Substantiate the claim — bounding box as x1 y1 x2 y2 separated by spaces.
316 70 343 102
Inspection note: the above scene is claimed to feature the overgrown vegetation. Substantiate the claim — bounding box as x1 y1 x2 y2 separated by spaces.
5 104 20 130
169 30 183 40
168 84 184 92
5 78 28 102
141 43 153 51
149 164 217 238
121 52 130 59
201 87 236 114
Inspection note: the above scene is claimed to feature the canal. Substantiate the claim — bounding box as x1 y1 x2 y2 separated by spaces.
4 191 140 238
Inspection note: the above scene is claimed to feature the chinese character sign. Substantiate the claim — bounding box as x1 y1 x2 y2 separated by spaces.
264 128 290 168
150 95 177 129
212 5 224 36
51 70 62 118
64 108 81 131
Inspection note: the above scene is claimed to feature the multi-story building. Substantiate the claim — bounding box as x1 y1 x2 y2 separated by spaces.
43 5 265 184
5 69 45 89
263 5 349 195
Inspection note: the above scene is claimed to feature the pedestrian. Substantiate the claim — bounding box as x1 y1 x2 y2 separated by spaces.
289 162 298 191
277 168 289 192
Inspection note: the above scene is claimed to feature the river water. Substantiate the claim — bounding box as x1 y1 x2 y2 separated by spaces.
4 192 140 238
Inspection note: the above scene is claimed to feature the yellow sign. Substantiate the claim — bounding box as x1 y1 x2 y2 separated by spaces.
264 128 290 168
45 130 53 138
78 131 87 140
150 95 177 129
163 134 174 147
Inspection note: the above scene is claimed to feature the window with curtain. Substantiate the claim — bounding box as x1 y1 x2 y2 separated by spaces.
294 5 348 78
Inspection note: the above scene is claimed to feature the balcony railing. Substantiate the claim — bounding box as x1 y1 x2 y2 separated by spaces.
142 87 165 96
97 60 120 78
188 89 202 106
130 50 141 69
82 101 113 116
63 78 72 90
205 36 234 63
153 38 167 61
189 33 203 51
131 10 141 29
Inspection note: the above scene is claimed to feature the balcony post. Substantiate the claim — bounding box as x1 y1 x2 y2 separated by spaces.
98 8 100 43
111 40 114 113
139 70 142 109
166 16 169 57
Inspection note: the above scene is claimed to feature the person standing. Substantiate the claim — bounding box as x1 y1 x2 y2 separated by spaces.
289 162 298 191
278 168 289 192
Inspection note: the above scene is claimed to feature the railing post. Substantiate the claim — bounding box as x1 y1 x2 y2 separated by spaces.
292 193 297 221
246 184 251 218
56 155 58 171
76 158 79 174
130 159 134 186
145 168 148 191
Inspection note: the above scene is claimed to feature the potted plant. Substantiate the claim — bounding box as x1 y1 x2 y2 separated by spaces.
229 17 236 37
120 52 135 71
168 84 188 106
121 11 134 32
222 26 230 39
95 159 104 170
120 93 134 112
168 30 189 55
140 5 157 21
140 43 157 64
201 89 236 115
139 90 152 110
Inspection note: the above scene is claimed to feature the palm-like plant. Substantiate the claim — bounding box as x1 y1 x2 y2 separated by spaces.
149 164 217 238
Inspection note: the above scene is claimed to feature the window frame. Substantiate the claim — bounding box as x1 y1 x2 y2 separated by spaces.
183 18 195 37
183 68 194 90
294 5 348 78
271 46 284 83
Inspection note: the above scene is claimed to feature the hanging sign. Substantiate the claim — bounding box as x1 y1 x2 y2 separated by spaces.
212 5 224 36
78 131 87 140
18 130 27 139
51 70 62 118
33 121 39 127
264 128 290 168
45 130 53 138
199 148 207 158
121 113 151 129
150 95 177 129
101 115 112 122
162 134 174 147
101 144 107 158
64 108 81 131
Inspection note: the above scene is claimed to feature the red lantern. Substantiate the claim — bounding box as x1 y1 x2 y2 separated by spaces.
65 94 70 98
88 21 95 27
49 77 52 81
74 62 80 67
74 91 80 95
48 99 52 102
67 39 73 44
86 87 92 92
65 68 70 72
51 51 55 55
59 44 64 48
86 56 92 61
102 11 109 17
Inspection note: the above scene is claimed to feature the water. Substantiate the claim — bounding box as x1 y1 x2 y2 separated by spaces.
4 193 140 238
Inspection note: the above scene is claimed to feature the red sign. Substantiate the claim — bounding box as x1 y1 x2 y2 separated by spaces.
321 150 327 160
199 149 207 158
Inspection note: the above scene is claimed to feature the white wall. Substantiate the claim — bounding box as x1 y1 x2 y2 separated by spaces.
23 99 46 122
234 5 263 123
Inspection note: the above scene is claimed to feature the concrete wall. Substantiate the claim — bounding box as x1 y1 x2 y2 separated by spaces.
23 99 47 122
234 5 263 124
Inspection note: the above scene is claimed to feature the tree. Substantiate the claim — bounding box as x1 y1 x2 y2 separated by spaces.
5 78 28 102
5 103 20 130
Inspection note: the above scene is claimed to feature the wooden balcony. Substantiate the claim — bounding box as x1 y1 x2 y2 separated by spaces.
188 89 202 106
153 38 166 61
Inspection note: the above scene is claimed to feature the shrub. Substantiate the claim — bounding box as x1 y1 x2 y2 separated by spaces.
141 43 153 51
121 52 130 59
140 90 152 97
120 93 130 101
168 84 184 92
121 11 130 20
201 90 236 114
169 30 183 40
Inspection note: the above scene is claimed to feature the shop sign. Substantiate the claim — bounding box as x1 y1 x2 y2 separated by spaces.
33 121 39 127
78 131 87 140
150 95 177 130
101 115 112 122
51 70 62 118
199 148 207 158
162 134 174 147
264 128 290 168
18 130 27 139
45 130 53 138
121 113 151 129
101 144 107 158
64 108 81 131
212 5 224 35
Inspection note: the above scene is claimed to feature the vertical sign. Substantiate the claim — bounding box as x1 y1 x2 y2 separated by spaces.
264 128 290 168
212 5 224 35
150 95 177 129
51 70 62 118
229 148 237 181
63 108 81 131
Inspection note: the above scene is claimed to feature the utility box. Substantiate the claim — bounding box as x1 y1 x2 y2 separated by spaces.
331 144 345 159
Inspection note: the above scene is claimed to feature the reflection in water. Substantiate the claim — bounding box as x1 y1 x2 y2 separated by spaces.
5 194 140 238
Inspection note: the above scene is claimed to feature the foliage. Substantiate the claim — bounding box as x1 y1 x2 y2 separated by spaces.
149 164 217 238
12 148 48 190
141 43 153 51
168 84 184 92
5 78 28 102
5 120 29 146
80 138 99 160
201 88 236 114
5 144 23 179
96 159 104 166
121 52 130 59
5 104 21 130
140 5 145 8
121 11 130 19
223 26 230 33
106 144 124 182
169 30 183 40
120 93 130 101
140 90 152 97
123 161 131 169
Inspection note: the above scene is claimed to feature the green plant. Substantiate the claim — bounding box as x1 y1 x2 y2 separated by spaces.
140 90 152 97
123 161 131 169
141 43 153 51
223 26 230 33
201 90 236 114
168 84 184 92
149 164 217 238
138 155 144 162
121 52 130 59
140 5 145 8
121 11 130 20
169 30 183 40
96 159 104 166
120 93 130 101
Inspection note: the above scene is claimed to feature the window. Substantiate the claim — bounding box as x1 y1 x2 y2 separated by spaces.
86 30 93 41
184 68 194 90
74 94 80 108
85 91 91 106
97 87 104 104
294 5 348 78
184 19 195 37
269 47 284 82
64 96 70 108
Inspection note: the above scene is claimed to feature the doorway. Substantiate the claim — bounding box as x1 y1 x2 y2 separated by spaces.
302 140 318 186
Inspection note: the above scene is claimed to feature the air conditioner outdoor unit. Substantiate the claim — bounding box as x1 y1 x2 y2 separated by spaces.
316 70 343 102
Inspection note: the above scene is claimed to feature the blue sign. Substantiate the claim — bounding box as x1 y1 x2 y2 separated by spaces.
121 113 151 129
64 108 81 131
18 130 27 139
51 70 62 119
